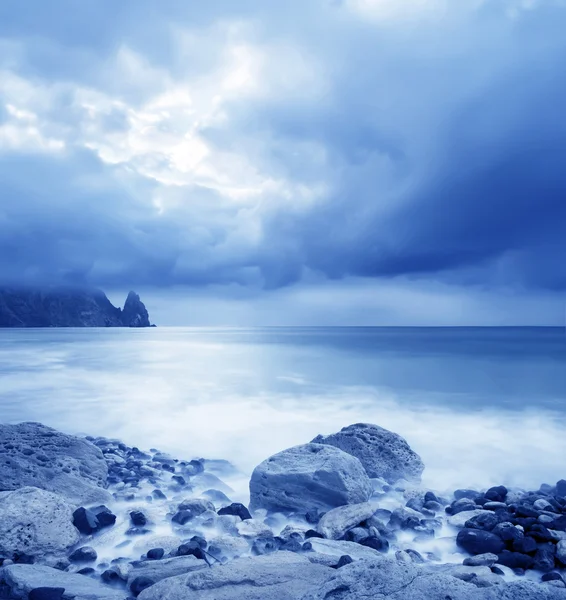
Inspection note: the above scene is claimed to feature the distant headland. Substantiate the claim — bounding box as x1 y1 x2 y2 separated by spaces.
0 287 153 328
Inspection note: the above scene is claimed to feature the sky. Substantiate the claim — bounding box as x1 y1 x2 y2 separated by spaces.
0 0 565 325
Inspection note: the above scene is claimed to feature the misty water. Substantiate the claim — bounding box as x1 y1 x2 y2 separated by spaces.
1 326 566 501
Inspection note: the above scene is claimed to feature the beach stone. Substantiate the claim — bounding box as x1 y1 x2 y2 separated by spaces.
497 551 534 570
0 422 110 505
217 503 252 521
2 564 126 599
308 538 383 561
127 555 207 587
449 510 492 528
317 502 376 540
68 546 97 563
137 552 332 600
464 553 499 567
492 522 523 543
0 487 79 558
130 576 155 597
465 512 500 532
557 540 566 565
535 545 557 572
146 548 165 560
249 444 372 513
311 423 424 484
457 529 505 555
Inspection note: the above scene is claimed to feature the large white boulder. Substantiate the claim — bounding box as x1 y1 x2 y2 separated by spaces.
0 487 79 558
312 423 424 484
0 422 110 505
138 552 333 600
249 444 372 514
1 564 126 599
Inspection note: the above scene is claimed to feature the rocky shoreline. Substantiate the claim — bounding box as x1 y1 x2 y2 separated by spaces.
1 422 566 599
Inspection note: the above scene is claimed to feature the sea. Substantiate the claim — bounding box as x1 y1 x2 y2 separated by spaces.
1 326 565 499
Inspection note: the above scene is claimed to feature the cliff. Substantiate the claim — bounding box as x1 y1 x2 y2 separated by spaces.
0 287 153 328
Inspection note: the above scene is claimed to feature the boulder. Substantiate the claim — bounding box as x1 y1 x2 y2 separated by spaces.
317 502 376 540
137 552 333 600
249 444 372 514
127 555 207 586
312 423 424 483
300 555 485 600
0 422 110 505
301 555 566 599
0 487 79 558
1 564 126 600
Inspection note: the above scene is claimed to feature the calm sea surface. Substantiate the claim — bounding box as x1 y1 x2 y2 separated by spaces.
1 327 565 496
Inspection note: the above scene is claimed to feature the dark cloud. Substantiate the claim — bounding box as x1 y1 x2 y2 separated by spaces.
0 0 565 315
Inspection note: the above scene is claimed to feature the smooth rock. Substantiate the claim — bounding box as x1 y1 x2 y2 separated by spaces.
249 444 372 514
457 529 505 555
464 553 499 567
2 564 126 600
217 503 252 521
127 555 207 586
137 552 332 600
0 487 79 558
302 556 566 599
0 422 110 505
449 510 493 529
317 502 376 540
68 546 97 563
308 538 382 560
312 423 424 483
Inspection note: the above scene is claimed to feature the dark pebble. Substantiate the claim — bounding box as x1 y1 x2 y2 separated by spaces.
465 513 499 532
497 551 535 570
72 508 99 535
177 542 206 560
305 530 324 539
68 547 97 563
130 511 148 527
217 503 252 521
190 536 208 549
359 536 389 553
130 576 155 597
336 555 353 569
542 572 563 583
456 529 505 555
534 545 556 572
77 567 95 575
147 548 165 560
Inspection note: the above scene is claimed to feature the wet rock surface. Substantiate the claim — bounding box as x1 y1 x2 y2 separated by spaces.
249 443 372 514
0 422 110 505
1 421 566 600
312 423 425 483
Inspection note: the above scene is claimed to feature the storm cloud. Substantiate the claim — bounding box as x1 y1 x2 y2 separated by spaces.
0 0 565 322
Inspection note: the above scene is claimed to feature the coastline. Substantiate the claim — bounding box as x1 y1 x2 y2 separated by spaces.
0 422 565 599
